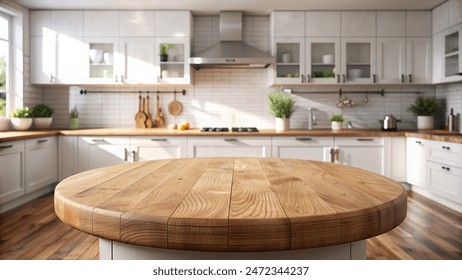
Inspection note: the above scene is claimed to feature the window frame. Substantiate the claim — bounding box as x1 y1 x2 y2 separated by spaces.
0 11 12 117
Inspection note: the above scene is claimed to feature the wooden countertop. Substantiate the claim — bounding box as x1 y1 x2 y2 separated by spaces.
54 157 407 252
2 128 462 143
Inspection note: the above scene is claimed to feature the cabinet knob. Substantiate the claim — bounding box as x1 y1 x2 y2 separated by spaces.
416 141 422 144
442 146 450 150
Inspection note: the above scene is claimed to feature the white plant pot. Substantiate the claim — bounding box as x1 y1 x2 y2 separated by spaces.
331 121 342 131
275 117 290 132
33 117 53 129
11 118 33 131
417 116 434 130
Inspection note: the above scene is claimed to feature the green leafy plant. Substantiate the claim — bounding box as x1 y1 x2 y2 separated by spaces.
69 106 79 118
31 104 54 118
159 44 176 55
329 113 344 122
408 96 438 116
267 91 295 119
11 107 32 118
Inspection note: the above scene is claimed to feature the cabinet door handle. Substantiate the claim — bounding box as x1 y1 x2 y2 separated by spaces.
92 139 107 143
337 74 341 83
307 74 311 83
342 74 346 83
401 74 405 83
335 148 339 161
408 74 412 83
416 141 422 144
330 148 335 163
442 146 451 150
131 151 136 162
37 139 48 144
301 74 305 83
124 148 128 162
0 145 13 150
357 138 374 141
224 138 238 142
295 137 312 141
373 74 377 83
151 138 168 142
441 166 451 171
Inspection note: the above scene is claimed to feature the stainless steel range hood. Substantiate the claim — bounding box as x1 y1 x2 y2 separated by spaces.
189 12 275 70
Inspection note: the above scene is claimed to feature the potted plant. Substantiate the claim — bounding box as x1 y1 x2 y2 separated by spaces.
69 106 79 129
330 113 344 131
31 104 54 129
10 107 33 130
408 96 438 130
267 91 295 132
159 43 175 62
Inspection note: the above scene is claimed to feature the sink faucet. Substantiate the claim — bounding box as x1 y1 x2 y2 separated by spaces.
307 108 317 130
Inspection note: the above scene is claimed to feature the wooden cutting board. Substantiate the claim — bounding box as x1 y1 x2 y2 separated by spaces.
134 95 147 128
145 95 153 128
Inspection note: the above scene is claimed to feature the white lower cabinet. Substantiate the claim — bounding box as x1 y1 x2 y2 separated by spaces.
130 137 187 161
0 141 25 204
333 137 385 175
427 161 462 204
271 137 333 161
25 137 58 194
78 137 130 172
187 137 271 158
406 137 427 188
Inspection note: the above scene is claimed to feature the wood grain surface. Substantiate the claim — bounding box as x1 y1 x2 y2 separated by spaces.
55 158 407 252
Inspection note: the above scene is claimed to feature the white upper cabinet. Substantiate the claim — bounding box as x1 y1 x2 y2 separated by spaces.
155 11 192 37
341 12 376 37
271 11 305 37
406 11 432 37
305 11 340 37
433 1 450 34
119 11 155 37
377 11 406 37
83 11 119 37
119 37 156 84
376 37 406 84
449 0 462 28
406 37 432 84
341 38 377 83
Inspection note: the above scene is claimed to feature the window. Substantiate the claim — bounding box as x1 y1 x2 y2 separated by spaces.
0 11 11 117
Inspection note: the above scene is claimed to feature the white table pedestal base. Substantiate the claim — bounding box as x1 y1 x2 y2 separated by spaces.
99 239 367 260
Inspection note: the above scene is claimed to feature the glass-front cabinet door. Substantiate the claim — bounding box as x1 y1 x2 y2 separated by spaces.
443 26 462 82
272 38 304 84
155 38 191 84
341 38 376 83
306 38 340 84
84 37 120 84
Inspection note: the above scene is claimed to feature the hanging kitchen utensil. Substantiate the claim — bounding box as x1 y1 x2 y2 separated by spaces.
145 95 153 128
168 91 183 116
135 95 147 128
364 92 369 104
155 94 165 127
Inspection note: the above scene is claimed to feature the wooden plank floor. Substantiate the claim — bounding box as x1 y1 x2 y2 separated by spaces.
0 190 460 260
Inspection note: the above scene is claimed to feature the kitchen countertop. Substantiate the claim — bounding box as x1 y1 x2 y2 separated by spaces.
1 128 462 143
54 157 407 252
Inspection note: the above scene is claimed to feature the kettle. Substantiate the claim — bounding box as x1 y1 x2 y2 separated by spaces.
380 114 400 131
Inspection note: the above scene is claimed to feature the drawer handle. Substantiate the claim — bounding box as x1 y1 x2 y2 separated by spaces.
224 138 238 142
441 166 451 171
151 138 168 142
415 141 422 144
37 139 48 144
0 145 13 150
442 146 450 150
357 138 374 141
295 137 312 141
92 139 107 143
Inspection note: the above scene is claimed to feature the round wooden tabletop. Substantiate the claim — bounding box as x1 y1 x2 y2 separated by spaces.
54 158 407 252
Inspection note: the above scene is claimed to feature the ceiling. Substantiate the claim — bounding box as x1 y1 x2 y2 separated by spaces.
12 0 446 15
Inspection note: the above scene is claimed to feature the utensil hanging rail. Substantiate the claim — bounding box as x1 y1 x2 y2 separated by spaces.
79 89 186 95
289 89 423 96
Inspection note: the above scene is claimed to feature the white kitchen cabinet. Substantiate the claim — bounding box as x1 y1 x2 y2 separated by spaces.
405 37 432 84
119 37 156 84
406 11 432 37
341 38 377 83
384 137 407 182
59 136 78 181
83 11 119 37
441 24 462 82
305 11 341 37
433 1 450 34
406 137 427 188
377 11 406 37
187 137 271 158
0 141 25 204
130 137 187 161
427 161 462 204
272 37 305 84
155 37 191 84
77 137 130 172
449 0 462 28
376 37 406 84
119 11 155 37
155 11 192 38
341 12 376 37
271 11 305 38
305 37 341 84
30 11 86 84
333 137 384 175
272 137 333 161
25 137 58 194
427 140 462 168
84 37 120 84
